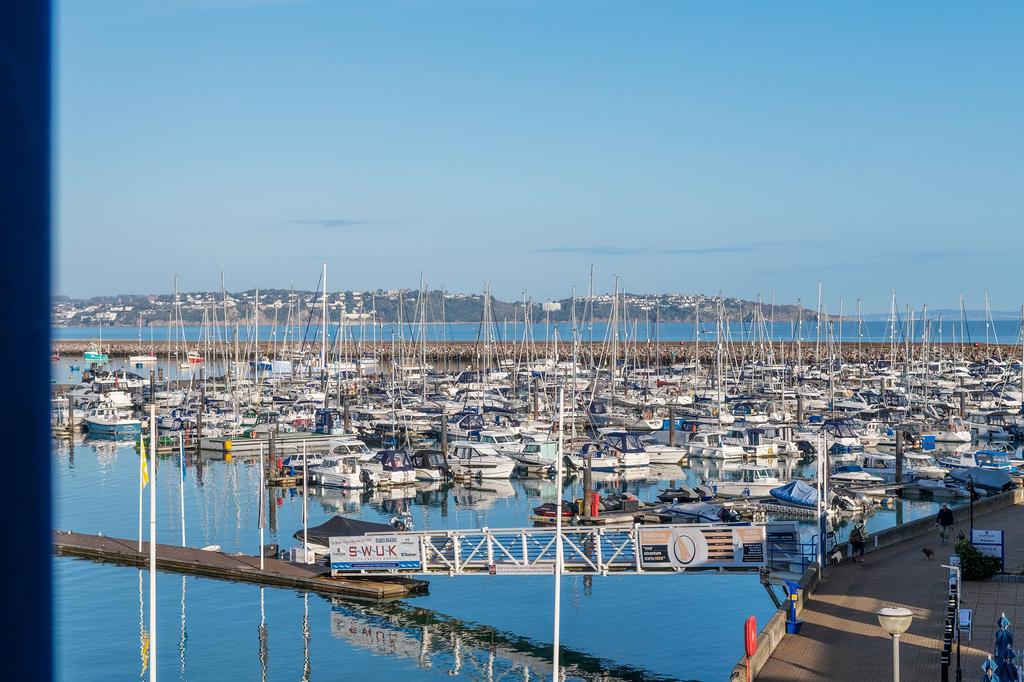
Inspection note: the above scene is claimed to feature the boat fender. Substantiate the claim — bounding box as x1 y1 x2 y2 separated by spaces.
224 439 233 452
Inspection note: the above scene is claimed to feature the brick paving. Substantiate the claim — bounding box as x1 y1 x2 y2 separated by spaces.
758 502 1024 681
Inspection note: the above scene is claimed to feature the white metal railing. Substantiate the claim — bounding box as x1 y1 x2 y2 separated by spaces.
331 523 772 576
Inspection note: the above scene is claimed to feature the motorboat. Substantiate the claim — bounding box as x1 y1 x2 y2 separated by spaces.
281 451 325 471
636 434 687 464
598 432 652 468
722 425 782 457
83 344 108 364
859 452 913 482
657 502 741 524
821 419 866 454
948 467 1015 493
938 449 1019 474
512 440 559 472
574 441 621 472
325 437 377 463
533 500 579 519
81 406 142 437
829 464 884 484
362 450 417 486
445 411 485 439
475 429 525 457
448 441 517 479
931 417 972 443
309 455 377 489
409 449 452 481
293 515 396 557
682 431 745 459
903 452 948 480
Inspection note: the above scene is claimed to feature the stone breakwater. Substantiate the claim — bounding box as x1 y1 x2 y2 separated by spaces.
51 340 1017 365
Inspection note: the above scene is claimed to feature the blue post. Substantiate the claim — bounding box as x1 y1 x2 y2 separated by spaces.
784 580 804 634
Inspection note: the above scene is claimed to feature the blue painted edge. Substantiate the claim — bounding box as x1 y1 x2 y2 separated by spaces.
0 1 52 678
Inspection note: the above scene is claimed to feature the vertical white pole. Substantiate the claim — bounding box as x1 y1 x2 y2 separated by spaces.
179 435 186 547
149 403 157 682
302 440 308 562
892 634 900 682
139 431 144 552
259 442 265 570
552 385 565 682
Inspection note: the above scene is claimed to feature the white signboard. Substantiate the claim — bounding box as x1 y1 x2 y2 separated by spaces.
637 525 766 570
971 529 1005 567
330 534 421 572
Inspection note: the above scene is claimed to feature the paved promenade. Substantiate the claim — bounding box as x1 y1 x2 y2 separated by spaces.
758 501 1024 681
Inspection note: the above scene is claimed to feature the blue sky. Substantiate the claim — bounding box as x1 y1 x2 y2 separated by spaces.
56 1 1023 312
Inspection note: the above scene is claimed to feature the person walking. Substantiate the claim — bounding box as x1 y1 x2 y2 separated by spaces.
849 520 868 563
936 503 955 545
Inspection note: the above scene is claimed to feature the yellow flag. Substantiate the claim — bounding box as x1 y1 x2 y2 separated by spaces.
140 437 150 489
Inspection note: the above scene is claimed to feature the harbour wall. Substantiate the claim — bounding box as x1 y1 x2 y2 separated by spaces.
51 340 1017 365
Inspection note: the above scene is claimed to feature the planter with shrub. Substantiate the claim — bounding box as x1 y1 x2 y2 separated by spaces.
955 539 1003 580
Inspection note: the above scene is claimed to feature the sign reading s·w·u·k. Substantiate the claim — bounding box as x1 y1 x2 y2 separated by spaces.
330 535 422 572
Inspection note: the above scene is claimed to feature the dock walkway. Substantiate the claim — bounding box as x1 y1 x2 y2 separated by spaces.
54 531 428 600
757 500 1024 681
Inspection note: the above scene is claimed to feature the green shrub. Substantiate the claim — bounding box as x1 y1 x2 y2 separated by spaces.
955 540 1003 580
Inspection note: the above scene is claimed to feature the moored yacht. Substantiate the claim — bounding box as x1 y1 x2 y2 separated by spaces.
448 441 517 479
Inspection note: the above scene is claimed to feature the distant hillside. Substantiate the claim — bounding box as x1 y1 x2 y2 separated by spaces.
52 289 819 326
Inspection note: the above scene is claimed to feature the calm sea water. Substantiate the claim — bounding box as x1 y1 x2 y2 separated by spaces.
53 437 943 681
53 319 1024 345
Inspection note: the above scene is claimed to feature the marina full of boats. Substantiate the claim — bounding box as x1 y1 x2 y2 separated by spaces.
52 287 1024 557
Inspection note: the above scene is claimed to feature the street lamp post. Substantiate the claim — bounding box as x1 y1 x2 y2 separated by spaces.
942 564 964 682
877 607 914 682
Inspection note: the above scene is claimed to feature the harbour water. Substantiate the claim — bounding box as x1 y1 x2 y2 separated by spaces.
54 436 944 681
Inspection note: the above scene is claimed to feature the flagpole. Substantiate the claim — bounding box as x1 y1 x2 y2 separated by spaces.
552 384 564 682
149 402 157 682
302 440 308 562
259 442 265 571
139 431 144 552
179 434 186 547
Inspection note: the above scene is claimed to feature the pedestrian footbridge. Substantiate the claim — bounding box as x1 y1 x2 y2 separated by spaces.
327 521 818 581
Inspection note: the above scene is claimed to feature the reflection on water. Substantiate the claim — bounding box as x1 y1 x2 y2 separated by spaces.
327 597 678 682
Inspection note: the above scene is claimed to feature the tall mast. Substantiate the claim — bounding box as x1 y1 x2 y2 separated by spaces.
321 263 328 372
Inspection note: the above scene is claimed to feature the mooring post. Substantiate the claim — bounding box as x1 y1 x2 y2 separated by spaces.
895 429 904 483
582 455 593 517
440 416 448 455
269 428 277 473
